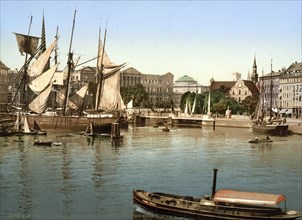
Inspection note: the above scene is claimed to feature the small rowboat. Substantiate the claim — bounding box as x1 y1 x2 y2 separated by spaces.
33 139 52 146
248 138 273 143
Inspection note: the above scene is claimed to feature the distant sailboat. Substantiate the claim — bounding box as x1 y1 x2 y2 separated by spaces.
251 60 288 135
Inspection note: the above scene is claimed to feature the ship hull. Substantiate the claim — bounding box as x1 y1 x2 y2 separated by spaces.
26 115 119 132
252 124 289 136
133 190 301 220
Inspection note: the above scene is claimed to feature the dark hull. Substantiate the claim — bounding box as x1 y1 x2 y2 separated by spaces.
26 115 119 132
33 140 52 146
248 139 273 144
133 190 301 220
252 124 289 136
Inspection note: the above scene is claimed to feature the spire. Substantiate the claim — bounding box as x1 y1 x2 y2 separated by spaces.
39 11 50 70
251 54 258 83
41 11 46 53
253 54 256 67
247 70 250 80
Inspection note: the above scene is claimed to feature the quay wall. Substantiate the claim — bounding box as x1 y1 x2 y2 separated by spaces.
139 114 302 135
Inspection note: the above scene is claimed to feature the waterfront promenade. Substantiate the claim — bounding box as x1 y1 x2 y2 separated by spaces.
139 112 302 135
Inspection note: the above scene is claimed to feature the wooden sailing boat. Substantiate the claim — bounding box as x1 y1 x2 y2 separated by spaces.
252 60 288 135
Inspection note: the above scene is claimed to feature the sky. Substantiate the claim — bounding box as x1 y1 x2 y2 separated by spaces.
1 0 301 85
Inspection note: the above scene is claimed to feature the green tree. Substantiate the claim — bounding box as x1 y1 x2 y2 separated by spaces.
241 95 259 115
121 84 149 108
180 92 205 114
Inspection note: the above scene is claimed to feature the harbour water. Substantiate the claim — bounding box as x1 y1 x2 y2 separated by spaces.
0 125 301 220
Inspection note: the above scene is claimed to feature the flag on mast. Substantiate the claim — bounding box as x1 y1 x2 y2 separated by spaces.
14 33 39 56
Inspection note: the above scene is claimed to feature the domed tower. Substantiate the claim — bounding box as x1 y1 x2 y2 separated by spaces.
251 56 258 83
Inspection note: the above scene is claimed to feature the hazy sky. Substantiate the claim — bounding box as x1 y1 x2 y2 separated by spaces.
1 0 301 85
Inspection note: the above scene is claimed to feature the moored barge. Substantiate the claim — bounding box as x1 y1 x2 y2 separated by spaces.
133 169 301 219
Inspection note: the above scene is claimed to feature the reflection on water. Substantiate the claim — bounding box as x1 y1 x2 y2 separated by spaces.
0 126 301 220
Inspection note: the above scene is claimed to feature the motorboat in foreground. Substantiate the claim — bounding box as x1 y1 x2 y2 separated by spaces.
133 169 301 220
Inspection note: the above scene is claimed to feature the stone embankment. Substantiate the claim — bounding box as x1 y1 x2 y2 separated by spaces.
140 113 302 135
216 116 302 135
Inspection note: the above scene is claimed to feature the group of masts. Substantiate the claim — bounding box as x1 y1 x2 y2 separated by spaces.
10 9 112 116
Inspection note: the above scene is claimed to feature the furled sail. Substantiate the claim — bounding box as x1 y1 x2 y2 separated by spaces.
29 63 58 94
14 33 40 56
28 38 58 77
68 84 88 110
98 66 125 111
29 83 53 113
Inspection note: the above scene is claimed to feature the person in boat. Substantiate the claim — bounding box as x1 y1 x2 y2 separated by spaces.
266 135 270 141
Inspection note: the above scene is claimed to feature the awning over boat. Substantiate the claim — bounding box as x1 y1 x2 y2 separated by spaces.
213 190 286 206
286 109 293 114
279 109 287 114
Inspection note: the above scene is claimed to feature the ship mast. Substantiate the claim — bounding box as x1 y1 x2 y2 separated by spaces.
270 58 273 119
64 10 76 115
95 23 108 110
23 16 33 112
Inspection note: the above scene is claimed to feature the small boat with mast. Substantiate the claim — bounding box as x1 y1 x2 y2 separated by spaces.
251 59 289 135
133 169 302 220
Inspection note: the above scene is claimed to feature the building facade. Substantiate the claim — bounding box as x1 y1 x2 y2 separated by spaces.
173 75 208 107
279 62 302 118
210 79 259 102
121 67 174 106
229 79 259 103
0 61 9 112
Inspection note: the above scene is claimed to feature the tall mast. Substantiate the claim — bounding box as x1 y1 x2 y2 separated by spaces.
270 58 273 119
23 15 33 112
95 26 102 110
54 26 59 64
95 23 108 110
64 10 76 115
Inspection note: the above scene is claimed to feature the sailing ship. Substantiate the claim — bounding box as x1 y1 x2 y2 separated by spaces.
251 60 288 135
10 11 126 133
133 169 302 220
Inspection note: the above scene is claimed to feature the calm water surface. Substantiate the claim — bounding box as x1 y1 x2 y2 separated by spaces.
0 125 301 220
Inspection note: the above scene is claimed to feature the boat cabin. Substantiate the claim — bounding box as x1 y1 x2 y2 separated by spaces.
213 189 286 207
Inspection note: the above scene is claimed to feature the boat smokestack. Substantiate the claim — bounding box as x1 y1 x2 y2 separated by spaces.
211 168 218 198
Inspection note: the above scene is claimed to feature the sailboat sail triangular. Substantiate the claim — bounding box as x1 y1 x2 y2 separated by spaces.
28 38 58 77
68 84 88 110
29 83 53 113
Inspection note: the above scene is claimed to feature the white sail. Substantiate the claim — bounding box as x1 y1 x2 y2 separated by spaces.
191 95 197 115
184 99 189 115
13 113 21 131
98 67 125 111
29 63 58 94
29 83 53 113
126 99 133 109
23 115 31 133
28 38 58 77
68 84 88 110
207 90 211 118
